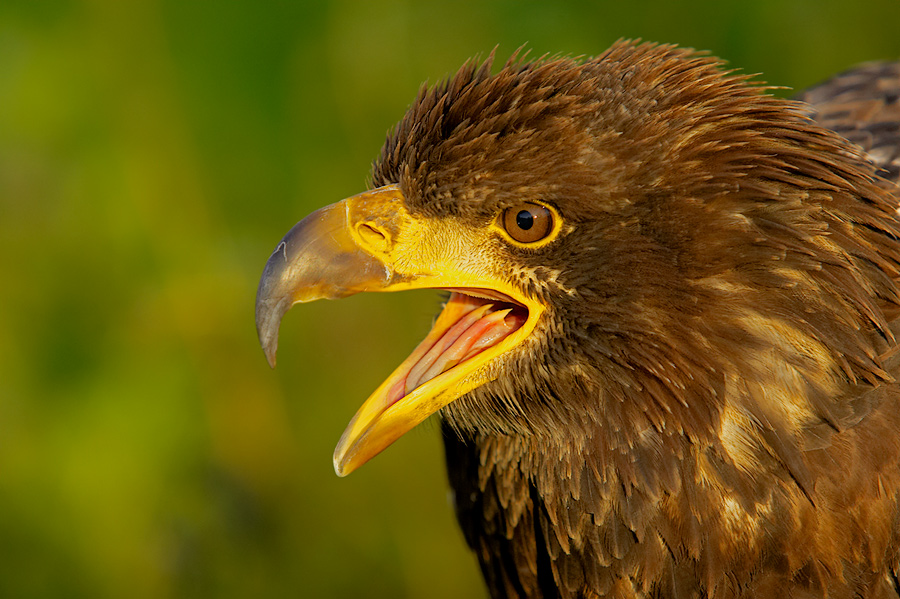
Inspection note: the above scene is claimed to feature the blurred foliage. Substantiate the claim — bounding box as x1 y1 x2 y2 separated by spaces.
1 0 899 597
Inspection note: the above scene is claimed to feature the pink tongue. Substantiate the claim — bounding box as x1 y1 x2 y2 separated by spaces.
404 304 524 394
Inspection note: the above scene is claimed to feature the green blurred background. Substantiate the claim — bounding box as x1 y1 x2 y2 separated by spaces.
2 0 900 597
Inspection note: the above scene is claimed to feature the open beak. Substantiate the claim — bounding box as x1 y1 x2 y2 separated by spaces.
256 184 544 475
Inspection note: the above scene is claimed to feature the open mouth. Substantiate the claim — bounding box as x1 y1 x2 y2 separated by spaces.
385 290 528 407
254 184 547 474
330 286 536 475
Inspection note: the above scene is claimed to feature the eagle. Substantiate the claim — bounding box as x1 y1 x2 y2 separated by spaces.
255 41 900 598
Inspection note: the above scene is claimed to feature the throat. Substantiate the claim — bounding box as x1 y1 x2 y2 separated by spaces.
441 426 728 597
442 428 654 595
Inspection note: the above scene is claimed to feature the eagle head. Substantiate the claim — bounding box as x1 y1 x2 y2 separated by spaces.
256 41 900 490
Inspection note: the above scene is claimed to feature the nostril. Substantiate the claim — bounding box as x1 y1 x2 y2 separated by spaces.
357 223 390 253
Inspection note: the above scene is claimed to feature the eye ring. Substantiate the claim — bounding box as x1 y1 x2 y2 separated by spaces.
501 203 555 245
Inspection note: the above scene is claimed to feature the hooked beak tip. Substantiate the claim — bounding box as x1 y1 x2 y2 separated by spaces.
264 347 277 369
256 294 290 369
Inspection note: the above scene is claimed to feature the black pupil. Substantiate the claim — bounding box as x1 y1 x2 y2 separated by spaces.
515 210 534 230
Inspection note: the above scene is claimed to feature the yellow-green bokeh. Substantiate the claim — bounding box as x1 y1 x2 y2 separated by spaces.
2 1 899 597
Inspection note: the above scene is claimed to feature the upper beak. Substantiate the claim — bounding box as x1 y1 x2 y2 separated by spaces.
256 184 543 475
255 185 409 368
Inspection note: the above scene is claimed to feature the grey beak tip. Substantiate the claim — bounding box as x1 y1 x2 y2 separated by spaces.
255 293 289 371
265 349 277 369
258 322 280 369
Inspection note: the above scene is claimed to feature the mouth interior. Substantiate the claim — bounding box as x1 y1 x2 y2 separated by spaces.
385 291 527 406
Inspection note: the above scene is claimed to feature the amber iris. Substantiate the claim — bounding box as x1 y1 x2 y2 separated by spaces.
502 203 553 243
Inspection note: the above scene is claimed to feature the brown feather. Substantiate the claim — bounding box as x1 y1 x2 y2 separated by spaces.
796 61 900 184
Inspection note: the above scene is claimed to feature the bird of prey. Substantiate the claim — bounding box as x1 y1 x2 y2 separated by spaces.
256 41 900 598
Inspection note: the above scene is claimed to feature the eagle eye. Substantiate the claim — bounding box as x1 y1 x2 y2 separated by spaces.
501 203 554 244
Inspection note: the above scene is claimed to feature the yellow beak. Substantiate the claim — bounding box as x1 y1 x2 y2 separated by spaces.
256 185 544 475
